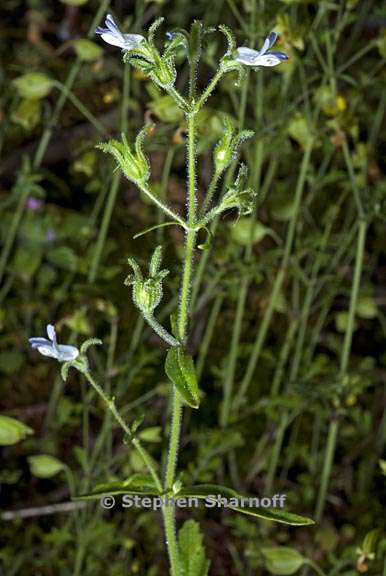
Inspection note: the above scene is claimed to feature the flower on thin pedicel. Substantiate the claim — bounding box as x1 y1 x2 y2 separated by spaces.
236 31 288 67
29 324 79 363
95 13 145 51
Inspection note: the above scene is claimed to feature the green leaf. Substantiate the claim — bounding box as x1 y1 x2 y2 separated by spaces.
47 246 78 272
361 529 381 556
139 426 162 443
287 113 313 148
165 348 200 409
148 94 184 124
178 484 315 526
63 309 91 335
11 98 42 130
230 218 269 246
74 474 159 500
178 520 210 576
28 455 65 479
72 39 103 62
0 415 34 446
356 296 378 319
13 246 42 281
379 459 386 475
261 547 306 575
13 73 54 100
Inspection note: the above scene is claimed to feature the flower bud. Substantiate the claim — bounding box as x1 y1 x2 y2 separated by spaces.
97 125 152 186
214 117 254 175
125 246 169 315
215 164 257 217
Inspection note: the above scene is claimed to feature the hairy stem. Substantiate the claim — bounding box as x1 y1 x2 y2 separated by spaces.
163 112 197 576
139 183 187 229
143 313 180 347
83 371 162 492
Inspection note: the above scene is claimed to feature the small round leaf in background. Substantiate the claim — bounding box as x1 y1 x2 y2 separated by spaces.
13 73 54 100
0 416 34 446
28 455 65 479
72 39 103 62
261 547 306 575
230 218 270 246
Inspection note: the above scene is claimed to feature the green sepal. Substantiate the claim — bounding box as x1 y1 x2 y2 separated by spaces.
148 17 164 47
126 246 169 315
188 20 203 67
218 24 236 57
97 125 152 186
80 338 102 355
215 164 257 218
165 348 200 409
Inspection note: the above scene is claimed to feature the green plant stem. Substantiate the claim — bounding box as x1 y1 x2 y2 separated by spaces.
195 70 223 110
83 370 162 493
139 183 187 228
307 560 328 576
0 184 28 285
88 173 121 282
163 112 198 576
52 81 109 136
315 219 367 521
143 313 180 347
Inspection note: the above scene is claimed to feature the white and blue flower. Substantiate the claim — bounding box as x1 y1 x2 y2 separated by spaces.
95 14 145 50
236 31 288 68
29 324 79 362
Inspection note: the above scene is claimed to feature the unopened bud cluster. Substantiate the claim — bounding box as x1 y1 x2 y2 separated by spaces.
125 246 169 315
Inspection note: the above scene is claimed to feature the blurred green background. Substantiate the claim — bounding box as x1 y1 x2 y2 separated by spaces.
1 0 386 574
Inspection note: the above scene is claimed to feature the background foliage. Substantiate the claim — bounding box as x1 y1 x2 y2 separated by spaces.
1 0 386 574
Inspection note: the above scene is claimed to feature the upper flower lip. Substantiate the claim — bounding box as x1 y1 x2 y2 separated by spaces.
235 31 288 67
29 324 79 362
95 13 145 50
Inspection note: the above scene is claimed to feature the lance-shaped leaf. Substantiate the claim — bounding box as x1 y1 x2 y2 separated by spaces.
74 474 160 500
165 348 200 409
178 484 315 526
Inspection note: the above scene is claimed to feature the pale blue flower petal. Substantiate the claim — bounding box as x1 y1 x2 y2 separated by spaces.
47 324 56 342
29 325 79 363
29 337 51 348
122 33 145 50
97 31 126 48
254 53 287 67
57 345 79 362
236 47 260 65
37 345 59 359
259 31 278 55
96 14 145 50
